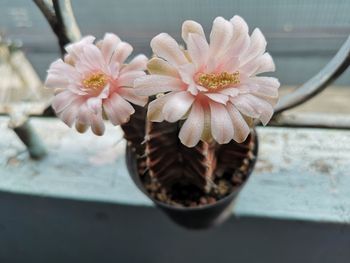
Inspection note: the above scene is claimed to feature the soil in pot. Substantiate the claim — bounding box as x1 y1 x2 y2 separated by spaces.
126 120 258 229
141 138 256 208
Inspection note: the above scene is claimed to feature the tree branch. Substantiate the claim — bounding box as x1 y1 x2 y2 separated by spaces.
52 0 81 54
34 0 81 55
33 0 56 28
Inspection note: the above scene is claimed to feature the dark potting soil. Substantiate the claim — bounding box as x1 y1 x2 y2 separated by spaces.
138 141 255 208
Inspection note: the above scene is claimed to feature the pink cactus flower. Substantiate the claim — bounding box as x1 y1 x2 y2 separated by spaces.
45 33 148 135
135 16 280 147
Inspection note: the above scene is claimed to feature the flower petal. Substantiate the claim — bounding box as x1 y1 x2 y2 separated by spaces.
75 121 89 134
74 103 92 133
76 102 91 125
177 63 197 85
52 90 78 113
147 57 179 77
204 93 229 104
217 16 250 68
111 42 133 65
134 75 183 96
254 53 276 75
249 76 280 89
216 54 239 73
187 33 210 69
162 91 195 122
90 113 105 136
219 87 240 97
46 59 79 88
231 94 258 118
247 76 280 98
57 98 83 127
240 28 267 66
147 94 171 122
227 15 250 55
118 70 146 87
179 101 204 147
240 52 275 76
86 97 102 114
187 84 200 95
103 93 135 125
209 17 233 58
147 92 181 122
120 54 147 73
209 102 234 144
65 36 95 62
238 83 278 105
150 33 188 66
233 94 274 125
227 103 250 143
97 84 110 100
45 74 68 89
182 20 206 43
230 15 249 37
82 44 107 71
100 33 121 63
119 87 148 106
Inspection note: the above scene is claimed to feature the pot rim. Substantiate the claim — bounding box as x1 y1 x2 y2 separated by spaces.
127 129 259 212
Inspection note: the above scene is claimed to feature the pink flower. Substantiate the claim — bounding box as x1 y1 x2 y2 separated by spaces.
45 33 148 135
135 16 280 147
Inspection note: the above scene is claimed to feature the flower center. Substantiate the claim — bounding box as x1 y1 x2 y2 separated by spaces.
82 72 108 91
197 71 240 90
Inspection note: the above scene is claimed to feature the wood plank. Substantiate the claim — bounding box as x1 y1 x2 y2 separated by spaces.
1 117 350 224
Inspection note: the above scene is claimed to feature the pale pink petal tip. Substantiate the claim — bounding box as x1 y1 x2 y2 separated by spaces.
45 34 148 135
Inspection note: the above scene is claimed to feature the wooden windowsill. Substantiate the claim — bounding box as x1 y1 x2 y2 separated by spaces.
1 115 350 224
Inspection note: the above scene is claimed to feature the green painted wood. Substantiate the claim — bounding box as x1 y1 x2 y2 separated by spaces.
1 117 350 224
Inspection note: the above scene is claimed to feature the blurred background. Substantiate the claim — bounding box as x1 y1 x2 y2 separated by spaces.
1 0 350 86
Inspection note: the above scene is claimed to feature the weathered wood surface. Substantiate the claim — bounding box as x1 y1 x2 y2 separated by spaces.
1 117 350 224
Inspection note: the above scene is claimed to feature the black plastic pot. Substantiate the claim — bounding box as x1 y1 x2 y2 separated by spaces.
126 132 258 230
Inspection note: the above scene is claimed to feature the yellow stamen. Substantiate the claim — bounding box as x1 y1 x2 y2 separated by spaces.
82 72 108 91
197 71 240 90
